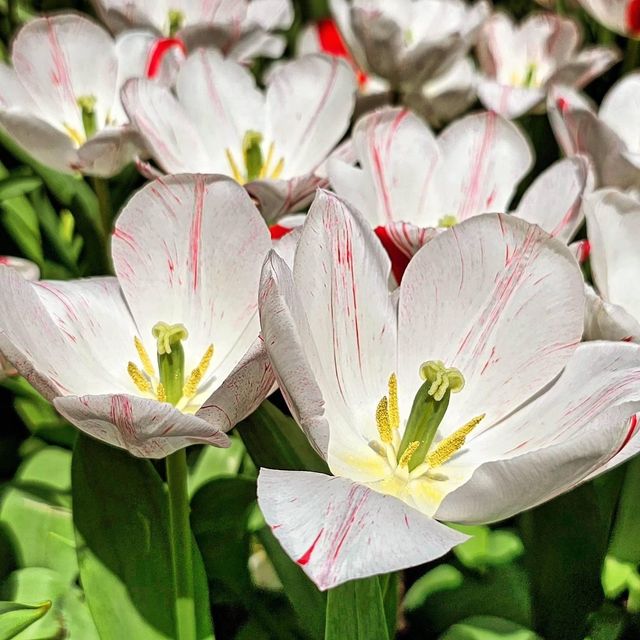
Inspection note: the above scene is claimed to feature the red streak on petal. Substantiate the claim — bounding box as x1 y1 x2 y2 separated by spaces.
618 414 638 453
623 336 634 342
269 223 294 240
146 37 187 79
316 19 369 88
0 256 9 265
579 239 591 264
375 225 410 284
297 528 324 566
557 97 569 113
626 0 640 35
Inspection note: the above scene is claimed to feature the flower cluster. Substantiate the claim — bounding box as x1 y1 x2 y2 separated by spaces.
1 1 640 636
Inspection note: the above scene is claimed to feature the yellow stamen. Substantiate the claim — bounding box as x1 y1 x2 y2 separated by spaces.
64 124 85 146
259 142 275 179
225 149 245 184
399 441 420 468
425 414 485 468
270 157 285 180
183 344 214 399
128 362 151 393
376 396 392 444
388 373 399 430
156 382 166 403
134 337 155 377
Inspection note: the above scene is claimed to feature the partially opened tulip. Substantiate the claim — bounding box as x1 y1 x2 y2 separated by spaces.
0 14 148 177
576 0 640 38
257 190 640 591
329 0 489 93
123 52 357 221
328 107 592 280
92 0 294 62
0 175 273 458
476 12 618 119
549 77 640 190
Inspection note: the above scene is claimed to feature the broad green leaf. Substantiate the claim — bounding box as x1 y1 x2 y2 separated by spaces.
191 476 256 604
0 198 42 265
439 616 542 640
257 526 326 640
0 447 77 583
453 526 524 571
519 483 608 640
0 600 50 640
602 556 640 613
0 177 41 201
236 400 329 474
585 603 628 640
189 437 245 496
609 457 640 565
72 435 214 640
379 572 398 640
404 564 464 612
2 567 98 639
325 576 389 640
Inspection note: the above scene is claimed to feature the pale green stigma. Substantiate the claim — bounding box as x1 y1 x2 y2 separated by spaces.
77 95 97 140
243 130 265 182
168 9 184 37
152 322 188 355
420 360 465 402
523 63 537 88
152 322 188 406
438 215 458 228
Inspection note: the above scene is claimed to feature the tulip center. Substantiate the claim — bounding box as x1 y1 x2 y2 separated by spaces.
64 95 97 147
168 9 185 37
225 131 285 185
370 361 484 482
126 322 214 410
511 62 539 88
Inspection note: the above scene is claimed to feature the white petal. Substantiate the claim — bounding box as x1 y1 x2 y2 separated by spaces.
246 0 294 30
112 174 271 402
476 79 545 120
121 78 211 173
436 341 640 523
426 112 533 223
258 469 467 590
12 15 118 134
76 127 143 177
326 159 377 225
600 72 640 156
583 284 640 342
90 0 168 33
586 188 640 321
577 0 630 36
265 55 356 177
0 256 39 281
398 213 584 440
548 47 619 90
515 155 592 243
54 393 229 458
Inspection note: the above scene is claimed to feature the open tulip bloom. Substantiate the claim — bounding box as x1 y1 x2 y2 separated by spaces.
0 174 273 458
0 14 151 177
549 75 640 191
257 189 640 591
476 12 618 120
92 0 294 62
122 51 357 221
329 0 489 93
575 0 640 38
328 107 592 280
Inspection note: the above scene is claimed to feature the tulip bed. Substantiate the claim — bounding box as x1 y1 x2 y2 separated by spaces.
1 0 640 639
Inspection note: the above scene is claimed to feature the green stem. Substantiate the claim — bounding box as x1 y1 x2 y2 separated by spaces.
624 38 640 74
166 450 198 640
91 176 113 237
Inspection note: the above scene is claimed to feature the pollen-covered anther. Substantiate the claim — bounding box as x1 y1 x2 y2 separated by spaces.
388 373 400 430
426 414 485 468
134 336 155 377
128 362 151 393
376 396 393 444
183 344 214 399
420 360 465 401
156 382 167 403
399 441 420 468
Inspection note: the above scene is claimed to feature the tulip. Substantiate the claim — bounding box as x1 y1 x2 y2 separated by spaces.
0 175 273 457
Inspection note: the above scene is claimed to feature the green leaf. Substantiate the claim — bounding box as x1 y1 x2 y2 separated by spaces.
191 476 257 604
0 177 42 201
236 401 329 474
325 577 389 640
452 526 524 572
585 603 628 640
0 600 50 640
439 616 542 640
0 198 42 265
189 437 245 496
404 564 464 612
72 435 214 640
0 447 77 583
609 457 640 565
257 526 326 640
519 483 608 640
2 567 98 639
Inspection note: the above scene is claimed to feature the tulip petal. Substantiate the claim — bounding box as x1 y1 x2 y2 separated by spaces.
476 80 546 120
436 342 640 523
425 112 533 224
600 72 640 157
583 284 640 342
258 468 468 590
515 155 592 243
398 213 584 439
112 174 271 395
54 392 229 458
265 55 356 177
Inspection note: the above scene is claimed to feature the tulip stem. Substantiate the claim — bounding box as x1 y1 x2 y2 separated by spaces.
624 39 640 74
166 449 197 640
91 177 112 237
